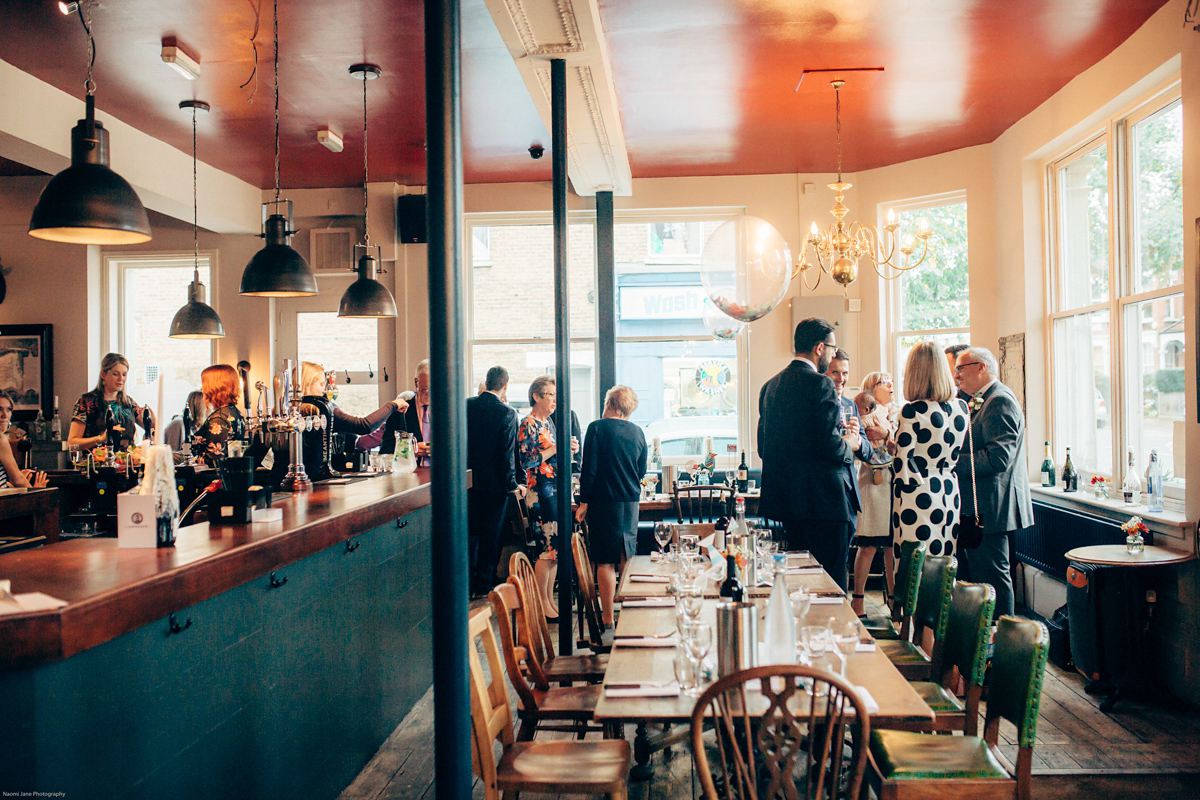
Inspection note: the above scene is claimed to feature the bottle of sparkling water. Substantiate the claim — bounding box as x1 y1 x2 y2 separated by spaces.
1145 450 1164 513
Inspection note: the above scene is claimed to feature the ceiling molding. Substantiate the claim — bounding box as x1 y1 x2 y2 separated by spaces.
485 0 633 196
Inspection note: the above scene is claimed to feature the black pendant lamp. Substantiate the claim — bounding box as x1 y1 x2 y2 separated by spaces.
239 0 317 297
170 100 224 339
29 1 151 245
338 63 397 318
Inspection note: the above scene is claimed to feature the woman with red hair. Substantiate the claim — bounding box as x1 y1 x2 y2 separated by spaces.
192 364 246 467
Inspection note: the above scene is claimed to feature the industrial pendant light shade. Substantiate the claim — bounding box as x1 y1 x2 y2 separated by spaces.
337 62 396 318
339 249 397 318
28 94 151 244
170 99 224 339
170 271 225 338
241 210 318 296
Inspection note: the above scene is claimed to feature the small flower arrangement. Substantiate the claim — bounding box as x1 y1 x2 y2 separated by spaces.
1121 516 1148 554
1090 474 1110 499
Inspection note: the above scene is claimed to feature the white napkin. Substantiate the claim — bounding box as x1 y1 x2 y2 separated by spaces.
0 591 69 615
808 595 843 605
621 597 675 608
786 566 823 574
629 574 670 584
605 682 681 698
788 552 812 560
614 636 678 648
853 686 880 714
855 640 877 652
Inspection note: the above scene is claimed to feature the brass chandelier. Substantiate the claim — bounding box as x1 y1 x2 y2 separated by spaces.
795 79 935 289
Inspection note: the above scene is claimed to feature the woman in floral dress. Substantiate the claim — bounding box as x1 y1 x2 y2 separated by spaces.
192 364 246 468
519 375 569 621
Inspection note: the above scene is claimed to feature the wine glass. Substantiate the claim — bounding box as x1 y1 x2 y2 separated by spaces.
680 584 704 622
682 622 713 696
832 620 861 679
673 647 695 693
725 467 736 488
653 522 671 560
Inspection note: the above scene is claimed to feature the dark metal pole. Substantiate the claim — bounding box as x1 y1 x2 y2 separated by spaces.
595 190 616 405
425 0 470 798
551 57 574 658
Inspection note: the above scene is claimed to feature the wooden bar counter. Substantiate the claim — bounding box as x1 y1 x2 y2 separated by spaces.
0 469 441 800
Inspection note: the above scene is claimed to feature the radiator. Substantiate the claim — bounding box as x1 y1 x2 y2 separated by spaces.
1019 501 1144 579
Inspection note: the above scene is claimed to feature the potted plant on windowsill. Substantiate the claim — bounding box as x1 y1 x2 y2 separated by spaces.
1090 474 1110 500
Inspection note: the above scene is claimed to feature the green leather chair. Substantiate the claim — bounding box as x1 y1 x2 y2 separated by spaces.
878 555 957 680
862 540 926 641
868 615 1049 800
902 581 996 734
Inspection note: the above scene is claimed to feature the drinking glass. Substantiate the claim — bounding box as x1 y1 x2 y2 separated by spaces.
673 647 695 693
678 553 704 584
653 521 671 560
679 532 700 557
680 584 704 622
725 467 736 487
832 620 860 679
800 625 829 665
682 622 713 696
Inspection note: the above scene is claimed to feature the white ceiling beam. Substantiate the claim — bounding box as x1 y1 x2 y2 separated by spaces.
0 58 261 234
483 0 634 197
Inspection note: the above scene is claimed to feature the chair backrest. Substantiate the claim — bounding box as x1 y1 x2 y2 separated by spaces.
572 529 606 648
508 489 532 551
913 555 957 641
940 581 996 689
508 550 557 663
674 484 734 523
893 540 927 623
674 522 717 547
489 582 544 703
691 665 869 800
467 604 515 798
984 616 1050 749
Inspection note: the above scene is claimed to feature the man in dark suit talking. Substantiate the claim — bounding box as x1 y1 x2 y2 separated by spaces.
467 366 525 597
758 318 862 589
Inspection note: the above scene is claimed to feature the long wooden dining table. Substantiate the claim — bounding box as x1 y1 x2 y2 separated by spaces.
596 554 935 778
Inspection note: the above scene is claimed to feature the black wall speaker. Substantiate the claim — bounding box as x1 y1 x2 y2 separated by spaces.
396 195 427 244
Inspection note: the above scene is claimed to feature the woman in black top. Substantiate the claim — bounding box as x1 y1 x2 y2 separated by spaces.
300 361 408 442
574 385 648 626
193 365 246 467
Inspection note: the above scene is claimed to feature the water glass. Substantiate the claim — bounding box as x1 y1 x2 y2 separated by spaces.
800 625 829 664
679 532 700 557
832 621 860 678
673 647 695 693
679 584 704 622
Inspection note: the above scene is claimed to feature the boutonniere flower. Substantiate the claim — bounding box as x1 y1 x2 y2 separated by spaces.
969 394 985 413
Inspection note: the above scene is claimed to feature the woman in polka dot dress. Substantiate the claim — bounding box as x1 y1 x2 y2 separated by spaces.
891 342 970 564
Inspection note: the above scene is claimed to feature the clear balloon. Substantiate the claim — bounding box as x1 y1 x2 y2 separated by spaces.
701 298 745 340
700 216 792 322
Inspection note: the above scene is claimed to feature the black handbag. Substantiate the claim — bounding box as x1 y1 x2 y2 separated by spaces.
955 410 984 550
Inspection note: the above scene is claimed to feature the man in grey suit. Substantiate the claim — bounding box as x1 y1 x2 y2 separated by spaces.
953 346 1033 616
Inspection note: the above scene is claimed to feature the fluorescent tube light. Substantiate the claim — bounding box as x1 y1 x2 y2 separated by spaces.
161 41 201 81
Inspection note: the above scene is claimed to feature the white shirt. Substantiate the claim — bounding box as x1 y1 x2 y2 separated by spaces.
793 354 818 370
977 378 998 396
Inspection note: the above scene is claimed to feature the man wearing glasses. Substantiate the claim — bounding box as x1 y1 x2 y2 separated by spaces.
952 347 1033 616
758 318 862 589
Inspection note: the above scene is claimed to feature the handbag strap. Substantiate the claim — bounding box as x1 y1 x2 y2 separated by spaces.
965 402 979 518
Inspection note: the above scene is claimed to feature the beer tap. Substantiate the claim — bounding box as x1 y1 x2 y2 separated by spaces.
280 359 311 491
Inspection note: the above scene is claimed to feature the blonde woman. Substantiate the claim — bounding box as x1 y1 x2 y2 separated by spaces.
299 361 408 439
68 353 153 451
850 371 899 614
891 343 970 566
574 386 648 627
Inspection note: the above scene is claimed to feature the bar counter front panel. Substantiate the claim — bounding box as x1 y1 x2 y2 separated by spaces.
0 471 438 800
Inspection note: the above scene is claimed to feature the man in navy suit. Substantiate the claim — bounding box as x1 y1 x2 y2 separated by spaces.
467 366 525 597
758 319 864 589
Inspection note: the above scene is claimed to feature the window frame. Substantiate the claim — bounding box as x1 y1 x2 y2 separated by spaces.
1045 82 1184 501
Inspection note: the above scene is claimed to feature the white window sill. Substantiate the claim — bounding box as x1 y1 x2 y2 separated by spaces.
1030 483 1194 547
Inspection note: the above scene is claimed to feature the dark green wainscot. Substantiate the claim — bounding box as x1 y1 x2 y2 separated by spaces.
0 506 432 799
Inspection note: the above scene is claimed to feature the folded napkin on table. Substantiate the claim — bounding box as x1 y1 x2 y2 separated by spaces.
621 597 675 608
855 640 877 652
852 686 880 714
785 566 824 574
614 636 678 648
629 574 670 583
605 682 681 698
808 595 843 605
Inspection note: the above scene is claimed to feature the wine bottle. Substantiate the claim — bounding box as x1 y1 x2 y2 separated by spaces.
1061 447 1077 493
719 547 744 602
33 409 46 443
50 396 61 442
737 450 749 493
1122 448 1141 506
142 406 155 444
1040 441 1055 487
1145 450 1164 513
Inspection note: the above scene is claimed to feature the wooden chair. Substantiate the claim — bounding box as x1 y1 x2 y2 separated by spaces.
571 528 612 654
691 665 870 800
862 540 926 641
674 522 717 548
878 555 957 680
867 616 1050 800
467 604 631 800
507 551 609 682
488 582 609 741
903 581 996 734
674 484 734 523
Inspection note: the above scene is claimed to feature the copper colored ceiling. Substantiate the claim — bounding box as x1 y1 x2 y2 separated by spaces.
0 0 1170 189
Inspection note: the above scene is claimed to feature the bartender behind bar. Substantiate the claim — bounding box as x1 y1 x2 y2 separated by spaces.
67 353 154 451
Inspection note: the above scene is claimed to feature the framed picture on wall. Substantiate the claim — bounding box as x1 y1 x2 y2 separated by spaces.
998 332 1026 418
0 324 53 422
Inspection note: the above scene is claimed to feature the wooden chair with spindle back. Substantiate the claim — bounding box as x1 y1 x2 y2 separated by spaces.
691 665 870 800
468 604 631 800
674 484 734 523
